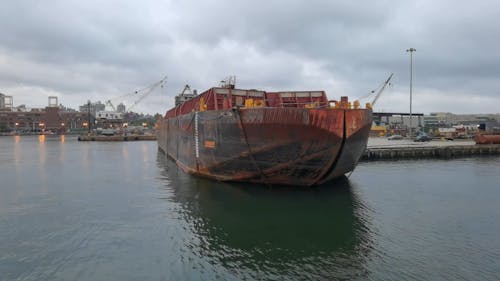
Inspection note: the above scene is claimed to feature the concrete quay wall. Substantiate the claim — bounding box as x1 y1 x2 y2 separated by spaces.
362 142 500 161
361 138 500 161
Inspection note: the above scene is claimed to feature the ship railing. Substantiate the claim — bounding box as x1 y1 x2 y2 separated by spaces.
239 98 330 109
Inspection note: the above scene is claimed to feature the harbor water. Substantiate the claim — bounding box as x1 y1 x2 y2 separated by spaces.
0 136 499 280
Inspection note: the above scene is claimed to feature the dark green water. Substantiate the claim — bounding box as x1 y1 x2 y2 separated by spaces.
0 135 499 280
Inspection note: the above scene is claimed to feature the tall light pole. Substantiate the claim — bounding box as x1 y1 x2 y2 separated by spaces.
87 100 91 134
406 47 416 138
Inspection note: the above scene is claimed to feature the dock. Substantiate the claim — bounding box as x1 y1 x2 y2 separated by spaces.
362 138 500 160
78 134 156 142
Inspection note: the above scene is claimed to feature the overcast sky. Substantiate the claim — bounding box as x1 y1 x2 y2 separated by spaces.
1 0 499 115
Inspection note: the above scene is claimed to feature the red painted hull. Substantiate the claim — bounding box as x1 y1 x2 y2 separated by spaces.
158 107 372 186
475 134 500 144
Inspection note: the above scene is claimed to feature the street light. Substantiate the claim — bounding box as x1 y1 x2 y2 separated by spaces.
39 122 45 135
406 47 416 138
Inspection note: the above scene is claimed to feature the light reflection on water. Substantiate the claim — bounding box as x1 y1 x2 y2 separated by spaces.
0 135 499 280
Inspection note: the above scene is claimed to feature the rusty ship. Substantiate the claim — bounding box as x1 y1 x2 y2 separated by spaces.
157 78 372 186
475 133 500 144
475 123 500 144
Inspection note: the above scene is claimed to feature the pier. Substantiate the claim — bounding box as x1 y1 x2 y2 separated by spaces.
362 138 500 160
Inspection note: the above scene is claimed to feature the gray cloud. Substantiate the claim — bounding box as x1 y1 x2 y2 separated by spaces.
1 0 499 114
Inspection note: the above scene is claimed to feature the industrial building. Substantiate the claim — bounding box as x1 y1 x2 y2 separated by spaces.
0 96 88 134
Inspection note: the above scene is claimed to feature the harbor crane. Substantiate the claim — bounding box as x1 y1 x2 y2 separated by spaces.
371 73 393 107
357 73 393 108
128 76 167 111
104 75 167 112
105 100 116 111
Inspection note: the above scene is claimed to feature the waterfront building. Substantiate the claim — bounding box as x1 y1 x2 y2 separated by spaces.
425 112 500 126
78 101 105 116
0 93 13 109
117 103 126 113
372 112 424 136
0 97 87 133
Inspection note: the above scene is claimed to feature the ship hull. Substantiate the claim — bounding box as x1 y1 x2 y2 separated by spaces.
158 107 371 186
475 133 500 144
